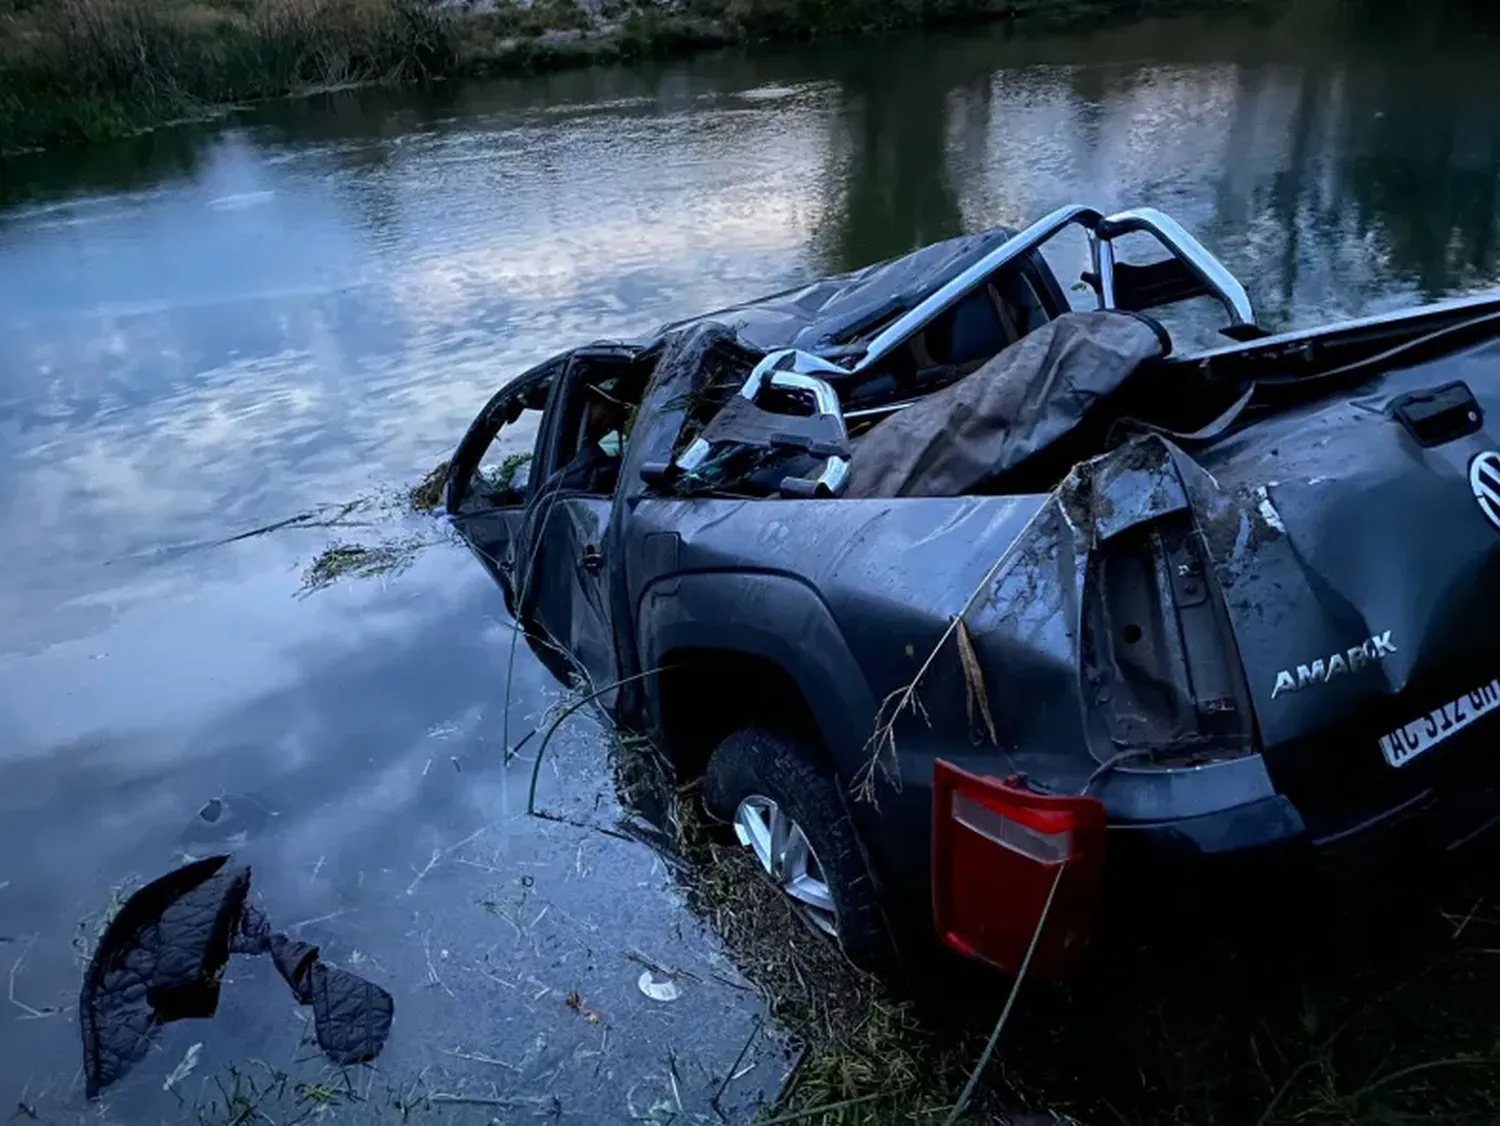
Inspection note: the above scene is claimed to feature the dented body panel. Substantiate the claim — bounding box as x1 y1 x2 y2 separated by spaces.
1187 334 1500 843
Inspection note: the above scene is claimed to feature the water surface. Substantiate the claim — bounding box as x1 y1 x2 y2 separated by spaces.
3 2 1500 1120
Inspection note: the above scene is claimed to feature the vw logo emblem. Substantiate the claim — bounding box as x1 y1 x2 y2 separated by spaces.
1473 451 1500 532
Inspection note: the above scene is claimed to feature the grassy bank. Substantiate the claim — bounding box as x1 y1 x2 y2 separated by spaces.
0 0 454 151
1 0 1242 153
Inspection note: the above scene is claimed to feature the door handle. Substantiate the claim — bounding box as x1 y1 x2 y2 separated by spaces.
582 545 604 572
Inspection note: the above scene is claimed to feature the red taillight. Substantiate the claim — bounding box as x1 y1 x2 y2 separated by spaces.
932 759 1106 980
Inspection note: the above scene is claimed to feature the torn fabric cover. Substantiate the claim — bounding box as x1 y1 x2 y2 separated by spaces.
845 310 1169 498
80 855 393 1098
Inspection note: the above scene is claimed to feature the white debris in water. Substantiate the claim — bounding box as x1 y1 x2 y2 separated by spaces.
637 970 680 1002
163 1043 203 1092
207 191 275 212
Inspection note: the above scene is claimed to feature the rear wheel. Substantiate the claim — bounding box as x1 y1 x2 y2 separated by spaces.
704 727 891 972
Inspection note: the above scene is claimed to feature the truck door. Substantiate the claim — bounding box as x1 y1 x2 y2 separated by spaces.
512 349 643 710
445 361 556 620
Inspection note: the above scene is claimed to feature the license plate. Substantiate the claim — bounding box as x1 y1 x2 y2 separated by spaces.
1380 679 1500 768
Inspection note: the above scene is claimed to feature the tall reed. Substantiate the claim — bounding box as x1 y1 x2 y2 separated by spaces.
0 0 454 150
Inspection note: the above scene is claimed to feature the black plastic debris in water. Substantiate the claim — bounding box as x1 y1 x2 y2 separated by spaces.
79 855 394 1098
179 792 275 849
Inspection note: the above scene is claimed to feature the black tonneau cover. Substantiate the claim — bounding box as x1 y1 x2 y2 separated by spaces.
655 226 1020 352
845 311 1168 498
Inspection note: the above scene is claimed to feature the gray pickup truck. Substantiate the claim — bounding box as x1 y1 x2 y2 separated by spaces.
445 204 1500 979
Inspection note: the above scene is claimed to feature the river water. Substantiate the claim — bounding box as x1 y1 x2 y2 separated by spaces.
3 3 1500 1122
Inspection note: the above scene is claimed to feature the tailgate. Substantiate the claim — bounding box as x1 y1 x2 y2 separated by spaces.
1203 338 1500 842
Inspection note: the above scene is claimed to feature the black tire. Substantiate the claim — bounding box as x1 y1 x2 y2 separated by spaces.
703 727 892 973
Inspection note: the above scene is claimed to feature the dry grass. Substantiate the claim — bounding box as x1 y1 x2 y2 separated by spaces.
407 458 450 514
280 462 460 595
636 760 1010 1125
0 0 454 150
606 727 1500 1126
297 534 433 593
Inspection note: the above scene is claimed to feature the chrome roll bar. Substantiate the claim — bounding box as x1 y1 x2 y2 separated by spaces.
1097 208 1255 328
850 203 1256 373
675 349 852 498
856 205 1104 373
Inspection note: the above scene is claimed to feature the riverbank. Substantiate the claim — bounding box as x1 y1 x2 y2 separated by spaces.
1 0 1254 154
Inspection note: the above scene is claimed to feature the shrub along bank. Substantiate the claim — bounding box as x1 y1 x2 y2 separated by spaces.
1 0 1248 154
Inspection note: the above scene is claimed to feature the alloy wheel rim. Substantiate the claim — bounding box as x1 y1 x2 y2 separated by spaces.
732 794 839 938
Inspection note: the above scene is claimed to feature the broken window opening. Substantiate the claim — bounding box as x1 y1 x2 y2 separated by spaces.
541 356 655 499
447 364 556 516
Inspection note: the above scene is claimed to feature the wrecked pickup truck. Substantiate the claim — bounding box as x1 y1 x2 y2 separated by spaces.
445 204 1500 979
